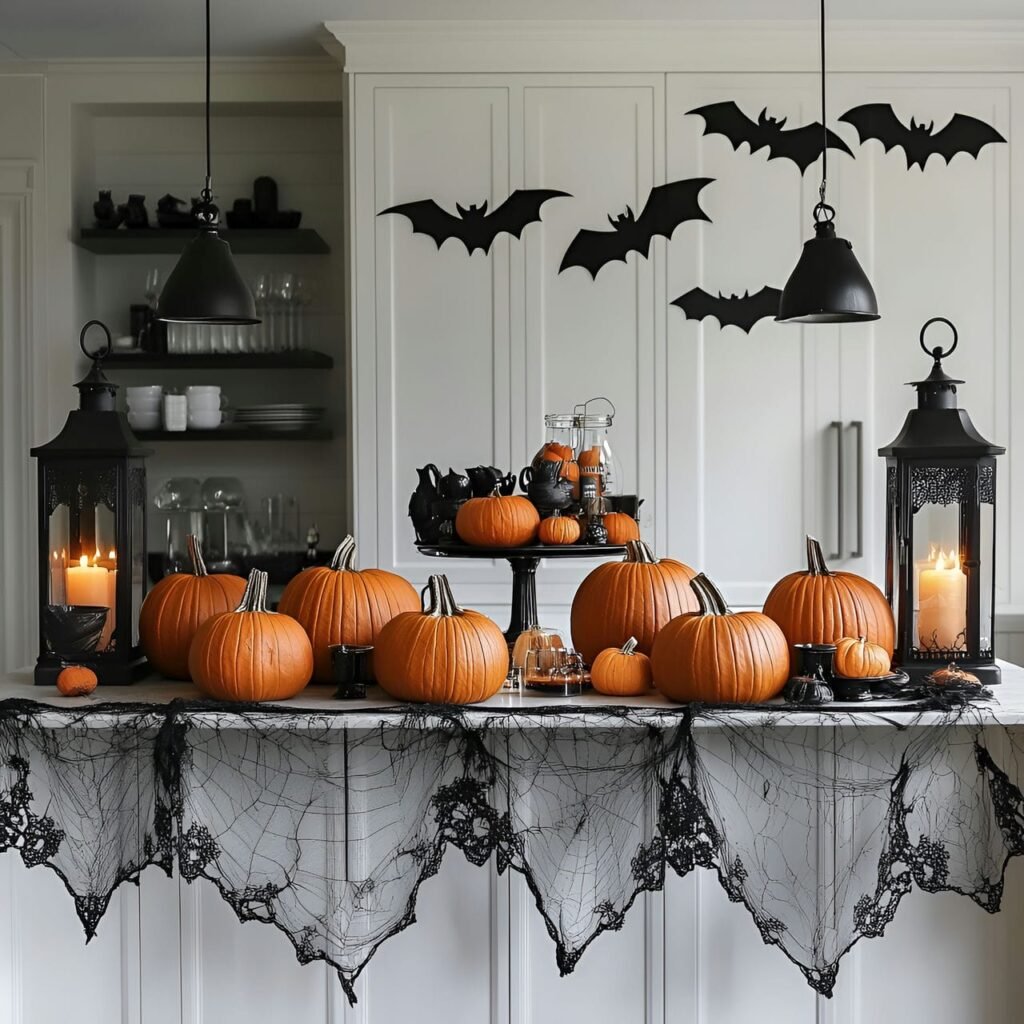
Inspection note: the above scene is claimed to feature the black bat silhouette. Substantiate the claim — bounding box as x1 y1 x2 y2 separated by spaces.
839 104 1006 170
379 189 570 255
687 102 853 173
671 286 782 334
558 178 713 278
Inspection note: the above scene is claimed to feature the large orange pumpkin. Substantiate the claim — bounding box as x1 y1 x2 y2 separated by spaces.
189 570 313 702
455 488 540 548
762 536 894 675
652 574 789 704
590 637 652 696
139 535 247 679
278 535 419 683
570 539 700 664
374 574 508 704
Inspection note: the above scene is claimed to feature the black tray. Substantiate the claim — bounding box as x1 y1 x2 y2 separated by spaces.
416 542 626 559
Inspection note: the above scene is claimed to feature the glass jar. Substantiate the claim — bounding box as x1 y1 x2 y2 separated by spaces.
532 414 581 499
577 413 622 498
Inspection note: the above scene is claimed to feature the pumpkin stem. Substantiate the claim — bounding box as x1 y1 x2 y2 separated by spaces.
423 574 463 617
625 540 658 564
186 534 208 577
235 569 270 613
689 573 731 616
329 535 357 571
805 535 833 576
621 636 639 655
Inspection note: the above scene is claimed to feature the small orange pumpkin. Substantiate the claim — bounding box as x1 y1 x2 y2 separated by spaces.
278 534 419 683
56 665 98 697
455 487 540 548
538 442 574 465
834 636 891 678
927 663 981 687
570 540 699 663
763 536 894 676
652 574 789 704
139 535 247 679
590 637 652 696
538 511 581 546
604 512 640 545
374 574 508 703
189 570 313 702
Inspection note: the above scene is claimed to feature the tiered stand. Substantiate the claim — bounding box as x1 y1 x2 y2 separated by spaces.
416 542 626 646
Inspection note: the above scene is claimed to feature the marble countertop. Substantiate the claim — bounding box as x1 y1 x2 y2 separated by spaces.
1 662 1022 728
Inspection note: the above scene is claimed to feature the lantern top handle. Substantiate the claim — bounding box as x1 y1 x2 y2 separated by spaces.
80 320 112 363
920 316 958 362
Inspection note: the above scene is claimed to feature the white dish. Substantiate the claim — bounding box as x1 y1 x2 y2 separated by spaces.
127 410 161 431
126 386 163 400
187 411 223 430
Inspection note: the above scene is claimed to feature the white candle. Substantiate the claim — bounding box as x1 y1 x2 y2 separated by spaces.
66 554 112 650
49 549 67 605
918 548 967 651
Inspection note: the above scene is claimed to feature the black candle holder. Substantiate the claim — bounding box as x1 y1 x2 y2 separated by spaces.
330 644 374 699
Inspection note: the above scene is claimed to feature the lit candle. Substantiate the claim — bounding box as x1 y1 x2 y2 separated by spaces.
49 549 67 605
106 550 117 644
66 553 112 650
918 548 966 651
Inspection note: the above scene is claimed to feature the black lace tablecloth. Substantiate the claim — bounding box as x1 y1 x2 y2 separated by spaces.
2 682 1023 1004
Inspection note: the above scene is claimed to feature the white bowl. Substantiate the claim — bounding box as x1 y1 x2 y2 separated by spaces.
186 395 222 412
127 410 161 431
126 386 163 400
187 410 223 430
185 385 221 396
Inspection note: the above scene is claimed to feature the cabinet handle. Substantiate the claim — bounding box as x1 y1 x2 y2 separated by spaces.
829 421 843 561
848 421 864 559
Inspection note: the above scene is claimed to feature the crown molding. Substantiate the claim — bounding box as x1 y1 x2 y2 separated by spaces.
321 19 1024 74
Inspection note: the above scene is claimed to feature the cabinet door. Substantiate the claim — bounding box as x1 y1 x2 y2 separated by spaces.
666 74 854 607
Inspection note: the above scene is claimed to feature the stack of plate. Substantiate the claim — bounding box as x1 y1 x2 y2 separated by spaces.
234 404 325 431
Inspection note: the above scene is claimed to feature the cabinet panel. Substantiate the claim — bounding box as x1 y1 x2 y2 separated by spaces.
666 74 844 607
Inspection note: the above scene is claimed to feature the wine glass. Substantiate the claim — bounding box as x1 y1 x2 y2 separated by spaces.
252 274 270 352
294 275 313 351
274 272 296 351
144 268 160 310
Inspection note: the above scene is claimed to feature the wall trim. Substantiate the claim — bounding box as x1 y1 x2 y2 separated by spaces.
322 19 1024 74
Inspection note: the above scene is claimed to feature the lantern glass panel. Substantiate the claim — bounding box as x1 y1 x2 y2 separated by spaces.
911 500 966 655
130 463 147 647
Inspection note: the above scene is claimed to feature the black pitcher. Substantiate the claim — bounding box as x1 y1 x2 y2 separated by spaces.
439 467 472 502
520 462 573 512
409 464 442 542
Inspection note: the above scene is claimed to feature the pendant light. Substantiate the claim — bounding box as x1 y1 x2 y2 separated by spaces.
776 0 879 324
156 0 259 325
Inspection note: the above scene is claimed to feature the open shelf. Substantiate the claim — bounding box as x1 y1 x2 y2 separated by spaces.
77 228 331 255
104 350 334 370
134 426 333 442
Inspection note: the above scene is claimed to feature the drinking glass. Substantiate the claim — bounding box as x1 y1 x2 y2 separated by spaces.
144 267 160 310
294 275 313 350
523 647 587 696
274 273 296 351
264 494 300 552
252 275 270 352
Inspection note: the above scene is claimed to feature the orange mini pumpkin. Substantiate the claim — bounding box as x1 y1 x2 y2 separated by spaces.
56 665 98 697
374 574 508 704
603 512 640 545
652 574 789 704
538 512 581 546
278 534 419 683
455 487 540 548
189 570 313 702
139 535 247 679
834 636 891 678
570 540 700 664
590 637 652 696
762 536 894 676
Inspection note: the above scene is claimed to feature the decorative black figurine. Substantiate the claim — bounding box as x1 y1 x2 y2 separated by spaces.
672 286 783 333
519 462 573 514
687 102 853 174
839 105 1006 170
380 189 570 256
558 179 712 278
93 190 123 230
409 464 442 543
439 468 472 502
156 193 194 229
118 194 150 229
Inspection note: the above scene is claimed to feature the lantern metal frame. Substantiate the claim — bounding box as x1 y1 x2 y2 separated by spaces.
878 318 1004 684
30 322 152 685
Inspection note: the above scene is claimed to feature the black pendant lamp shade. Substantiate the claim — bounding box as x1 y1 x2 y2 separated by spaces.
777 0 879 325
156 0 258 326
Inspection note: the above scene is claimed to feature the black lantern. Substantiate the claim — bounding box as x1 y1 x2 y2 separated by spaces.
879 318 1004 683
31 322 151 685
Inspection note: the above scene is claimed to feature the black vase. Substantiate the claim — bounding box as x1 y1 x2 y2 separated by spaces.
119 194 149 229
93 190 122 230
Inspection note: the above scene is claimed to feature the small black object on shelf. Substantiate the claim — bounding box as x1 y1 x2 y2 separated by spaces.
93 190 123 230
101 349 333 370
156 193 195 229
331 644 373 700
784 666 833 706
76 227 330 255
119 194 150 229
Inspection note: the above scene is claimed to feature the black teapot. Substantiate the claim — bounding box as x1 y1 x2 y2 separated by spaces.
520 461 574 512
467 465 516 497
439 467 472 502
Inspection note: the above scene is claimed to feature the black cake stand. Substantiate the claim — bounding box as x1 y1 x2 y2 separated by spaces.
416 542 626 646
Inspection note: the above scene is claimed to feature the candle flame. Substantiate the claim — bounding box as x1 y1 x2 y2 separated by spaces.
78 554 89 568
108 550 116 560
932 548 961 572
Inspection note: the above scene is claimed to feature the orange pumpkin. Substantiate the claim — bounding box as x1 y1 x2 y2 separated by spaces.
762 536 894 676
570 540 700 664
56 665 98 697
590 637 652 696
538 512 581 546
189 570 313 702
374 574 508 703
834 636 891 678
928 663 981 687
604 512 640 545
278 534 419 683
538 442 574 465
652 574 789 704
139 535 247 679
455 487 540 548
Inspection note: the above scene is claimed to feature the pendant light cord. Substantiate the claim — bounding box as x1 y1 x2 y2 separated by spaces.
819 0 826 206
204 0 212 199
